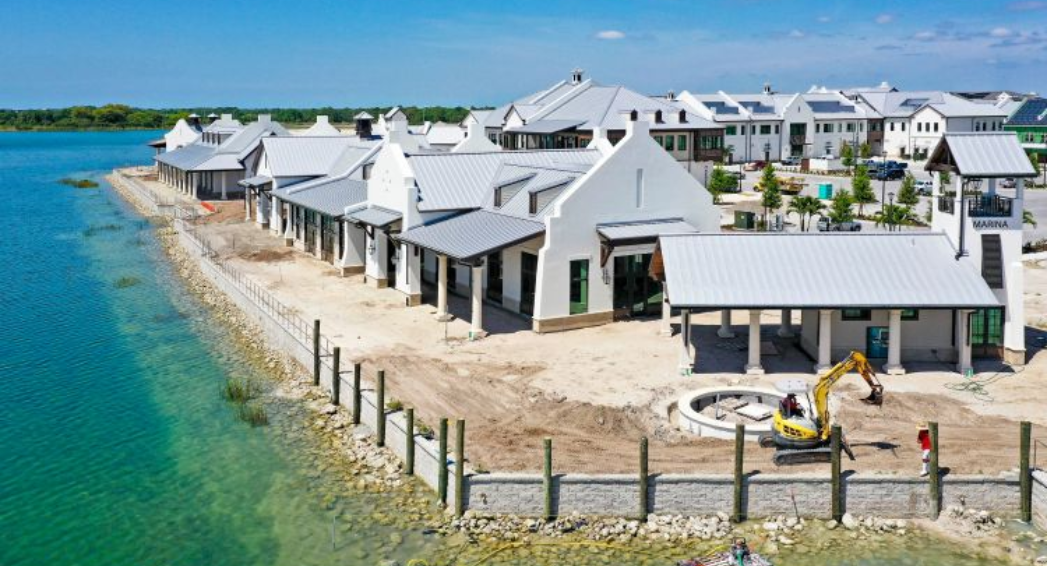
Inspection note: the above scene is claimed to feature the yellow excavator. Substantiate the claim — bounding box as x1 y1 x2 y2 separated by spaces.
760 351 884 466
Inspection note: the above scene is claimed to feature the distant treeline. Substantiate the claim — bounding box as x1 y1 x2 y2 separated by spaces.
0 104 481 131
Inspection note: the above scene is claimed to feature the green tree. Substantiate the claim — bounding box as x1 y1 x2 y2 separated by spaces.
859 142 872 159
1024 209 1038 228
897 174 920 207
875 204 915 231
827 189 855 224
706 163 736 205
851 164 877 216
939 170 952 188
787 195 825 232
841 141 855 170
759 164 783 229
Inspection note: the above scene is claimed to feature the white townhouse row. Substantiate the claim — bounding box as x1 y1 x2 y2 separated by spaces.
150 74 1032 375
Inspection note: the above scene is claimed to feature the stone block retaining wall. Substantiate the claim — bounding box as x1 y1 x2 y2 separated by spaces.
1034 470 1047 530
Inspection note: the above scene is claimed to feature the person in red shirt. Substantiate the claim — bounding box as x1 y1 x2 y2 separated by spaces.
917 423 931 477
779 394 805 419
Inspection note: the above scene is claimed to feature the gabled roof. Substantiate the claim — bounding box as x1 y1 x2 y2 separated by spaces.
300 117 342 137
272 177 367 218
657 233 999 309
395 210 545 264
859 91 1007 119
515 84 717 132
597 218 697 243
261 137 373 177
408 148 601 212
154 143 214 169
347 205 402 228
425 122 466 146
925 132 1038 178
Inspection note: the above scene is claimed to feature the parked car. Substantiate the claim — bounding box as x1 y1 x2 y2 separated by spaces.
781 157 800 166
874 168 905 181
1000 178 1016 189
914 180 933 195
744 160 767 172
817 218 862 232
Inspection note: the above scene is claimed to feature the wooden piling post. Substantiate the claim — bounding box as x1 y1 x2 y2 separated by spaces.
543 438 554 521
1020 421 1032 523
929 421 940 519
831 424 842 521
733 424 745 523
639 436 649 522
405 408 415 476
455 419 465 518
351 362 361 425
312 319 321 386
331 347 341 405
438 418 449 506
376 370 386 447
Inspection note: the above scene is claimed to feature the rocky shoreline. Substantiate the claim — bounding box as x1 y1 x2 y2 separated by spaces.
104 172 1046 564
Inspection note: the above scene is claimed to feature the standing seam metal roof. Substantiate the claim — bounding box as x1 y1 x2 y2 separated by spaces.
657 233 999 309
926 133 1038 177
272 178 367 218
395 210 545 262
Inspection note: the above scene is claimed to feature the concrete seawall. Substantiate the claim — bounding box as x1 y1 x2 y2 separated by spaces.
110 169 1041 523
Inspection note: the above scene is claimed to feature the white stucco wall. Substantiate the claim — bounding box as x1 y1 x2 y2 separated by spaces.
534 120 721 322
164 120 201 152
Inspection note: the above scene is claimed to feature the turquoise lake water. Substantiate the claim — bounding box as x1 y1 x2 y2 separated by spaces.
0 132 1025 566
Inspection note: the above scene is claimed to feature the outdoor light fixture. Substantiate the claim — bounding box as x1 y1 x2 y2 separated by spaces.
368 241 376 255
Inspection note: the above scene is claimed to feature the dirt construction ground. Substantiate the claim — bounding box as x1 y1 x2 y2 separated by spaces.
176 190 1047 477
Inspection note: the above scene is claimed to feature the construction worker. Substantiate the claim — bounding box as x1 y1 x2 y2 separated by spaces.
917 422 931 477
779 393 804 419
730 537 751 566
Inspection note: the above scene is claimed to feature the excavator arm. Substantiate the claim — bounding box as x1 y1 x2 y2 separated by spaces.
812 351 884 441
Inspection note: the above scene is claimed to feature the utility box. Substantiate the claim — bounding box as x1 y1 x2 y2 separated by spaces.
818 183 833 199
734 210 756 231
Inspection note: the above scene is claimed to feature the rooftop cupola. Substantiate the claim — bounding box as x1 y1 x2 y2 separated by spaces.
763 82 773 95
571 68 585 85
354 111 374 139
207 113 219 124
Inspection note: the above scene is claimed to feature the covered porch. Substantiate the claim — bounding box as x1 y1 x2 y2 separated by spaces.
396 210 546 340
654 232 1001 376
273 178 368 274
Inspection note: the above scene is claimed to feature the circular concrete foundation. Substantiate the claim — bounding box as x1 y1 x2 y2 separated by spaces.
677 386 786 442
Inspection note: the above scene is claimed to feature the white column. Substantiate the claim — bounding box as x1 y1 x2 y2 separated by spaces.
884 309 905 375
270 196 282 236
816 309 833 373
221 173 228 200
745 309 764 375
957 309 973 374
777 308 794 338
436 255 451 321
659 283 672 337
717 309 735 338
679 309 693 375
469 264 486 340
244 188 252 221
1004 260 1027 366
282 205 295 246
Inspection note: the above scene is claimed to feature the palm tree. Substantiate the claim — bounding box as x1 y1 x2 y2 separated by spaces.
788 195 826 231
874 204 915 231
1024 209 1038 228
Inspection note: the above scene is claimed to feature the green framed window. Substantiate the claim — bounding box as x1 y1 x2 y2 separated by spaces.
654 135 664 146
569 259 589 315
841 309 871 321
760 125 772 135
901 309 919 321
726 125 737 136
665 135 675 151
678 135 687 151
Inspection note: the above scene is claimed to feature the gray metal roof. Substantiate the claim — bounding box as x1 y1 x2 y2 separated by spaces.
523 85 717 132
273 178 367 218
506 120 586 134
238 175 272 188
409 149 601 212
155 143 214 169
597 218 697 243
395 210 545 263
658 233 999 309
926 133 1038 178
193 153 243 172
261 137 368 177
347 205 402 228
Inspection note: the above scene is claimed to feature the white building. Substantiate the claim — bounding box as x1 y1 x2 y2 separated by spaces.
348 117 719 336
854 91 1008 158
656 132 1033 375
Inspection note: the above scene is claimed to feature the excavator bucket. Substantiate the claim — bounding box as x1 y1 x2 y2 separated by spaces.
862 386 885 406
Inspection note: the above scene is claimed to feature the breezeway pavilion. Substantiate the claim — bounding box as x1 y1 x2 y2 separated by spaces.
653 232 1002 376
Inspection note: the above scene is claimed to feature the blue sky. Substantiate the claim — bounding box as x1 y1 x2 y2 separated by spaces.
2 0 1045 108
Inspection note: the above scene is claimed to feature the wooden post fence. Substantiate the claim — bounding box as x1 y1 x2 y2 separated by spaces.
929 421 940 519
455 419 465 518
733 424 745 523
405 408 415 476
1020 421 1032 523
331 347 341 405
639 436 649 522
438 418 449 506
376 370 386 447
312 319 321 386
831 424 842 521
352 362 361 425
544 438 553 521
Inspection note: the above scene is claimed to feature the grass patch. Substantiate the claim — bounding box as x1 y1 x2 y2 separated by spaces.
113 276 141 289
83 223 123 237
417 422 434 438
386 399 404 412
59 177 100 189
236 403 269 427
221 377 259 404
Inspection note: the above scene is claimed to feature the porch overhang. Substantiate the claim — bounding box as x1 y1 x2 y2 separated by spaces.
238 175 273 189
395 209 545 266
597 218 698 267
925 132 1038 178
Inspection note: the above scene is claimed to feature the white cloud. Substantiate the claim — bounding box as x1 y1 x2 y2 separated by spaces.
990 27 1013 38
913 30 938 41
788 29 806 38
875 14 894 24
595 30 626 40
817 16 831 23
1008 1 1047 10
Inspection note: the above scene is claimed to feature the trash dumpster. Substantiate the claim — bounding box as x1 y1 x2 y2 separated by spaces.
734 210 756 230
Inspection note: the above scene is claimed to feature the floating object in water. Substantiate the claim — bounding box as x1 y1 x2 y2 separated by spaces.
678 552 772 566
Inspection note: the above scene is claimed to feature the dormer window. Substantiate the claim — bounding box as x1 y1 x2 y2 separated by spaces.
629 110 638 122
495 187 504 208
654 110 664 124
679 110 687 123
528 192 538 215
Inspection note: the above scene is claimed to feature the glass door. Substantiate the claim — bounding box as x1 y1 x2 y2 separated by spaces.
613 254 661 317
971 308 1003 358
486 251 503 302
520 252 538 317
866 327 889 359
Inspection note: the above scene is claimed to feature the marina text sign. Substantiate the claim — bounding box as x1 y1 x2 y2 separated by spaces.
972 218 1016 230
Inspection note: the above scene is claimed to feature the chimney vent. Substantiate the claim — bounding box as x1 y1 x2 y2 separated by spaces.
763 82 772 95
571 68 585 85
